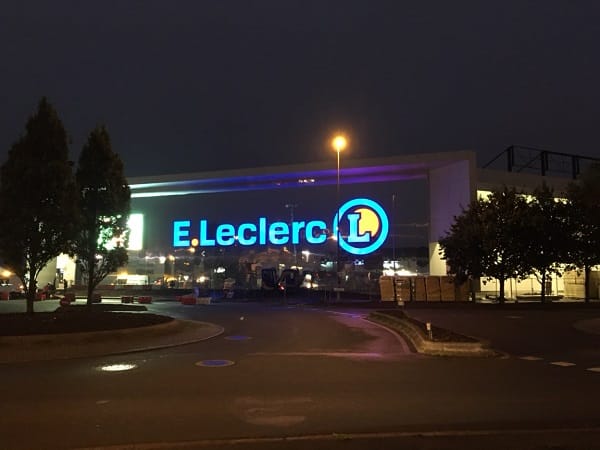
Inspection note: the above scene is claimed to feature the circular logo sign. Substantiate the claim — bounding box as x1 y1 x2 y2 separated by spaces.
333 198 389 255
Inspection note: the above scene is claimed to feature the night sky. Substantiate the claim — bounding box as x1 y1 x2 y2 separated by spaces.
2 1 600 178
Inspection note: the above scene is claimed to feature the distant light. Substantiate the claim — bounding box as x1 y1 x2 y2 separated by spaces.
298 178 315 184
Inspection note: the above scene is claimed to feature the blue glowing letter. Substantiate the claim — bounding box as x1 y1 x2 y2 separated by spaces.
269 222 289 245
216 224 235 246
238 223 257 245
173 220 191 247
259 217 267 244
306 220 327 244
200 220 215 246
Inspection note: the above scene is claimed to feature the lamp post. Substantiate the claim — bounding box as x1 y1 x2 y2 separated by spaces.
331 134 347 299
285 203 298 266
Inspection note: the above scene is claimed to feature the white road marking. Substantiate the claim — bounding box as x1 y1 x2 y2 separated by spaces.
250 352 383 359
72 426 600 449
519 356 544 361
235 396 311 427
587 367 600 373
550 361 576 367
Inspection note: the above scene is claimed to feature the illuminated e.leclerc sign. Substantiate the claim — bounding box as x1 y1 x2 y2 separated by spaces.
172 198 389 256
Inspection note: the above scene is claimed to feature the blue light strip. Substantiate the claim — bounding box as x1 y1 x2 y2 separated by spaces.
131 169 424 198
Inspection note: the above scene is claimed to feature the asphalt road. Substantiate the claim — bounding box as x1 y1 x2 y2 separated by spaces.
1 300 600 450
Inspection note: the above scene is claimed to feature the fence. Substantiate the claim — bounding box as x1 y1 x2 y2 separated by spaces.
379 276 470 303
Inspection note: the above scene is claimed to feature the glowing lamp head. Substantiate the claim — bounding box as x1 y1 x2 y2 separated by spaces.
331 135 347 153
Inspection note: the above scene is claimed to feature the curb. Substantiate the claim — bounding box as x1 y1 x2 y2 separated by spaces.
0 319 224 363
368 311 498 357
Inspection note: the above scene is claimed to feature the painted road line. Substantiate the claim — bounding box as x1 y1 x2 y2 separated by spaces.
250 352 383 359
550 361 576 367
519 356 544 361
72 425 600 450
587 367 600 373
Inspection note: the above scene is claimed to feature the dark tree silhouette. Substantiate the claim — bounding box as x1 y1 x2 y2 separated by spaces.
566 163 600 302
440 187 530 302
0 98 78 313
522 184 569 303
73 125 130 305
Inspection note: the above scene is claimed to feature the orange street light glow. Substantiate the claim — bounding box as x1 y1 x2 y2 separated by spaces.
331 135 347 153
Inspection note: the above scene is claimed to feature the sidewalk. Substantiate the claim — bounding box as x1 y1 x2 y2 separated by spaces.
0 299 223 364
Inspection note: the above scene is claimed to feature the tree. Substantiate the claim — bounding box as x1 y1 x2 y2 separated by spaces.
521 184 569 303
440 187 530 302
439 201 487 301
566 163 600 302
73 125 130 305
0 98 79 313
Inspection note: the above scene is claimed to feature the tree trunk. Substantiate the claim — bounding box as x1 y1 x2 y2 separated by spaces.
86 255 95 306
498 276 505 303
584 265 591 303
26 267 36 314
540 271 546 304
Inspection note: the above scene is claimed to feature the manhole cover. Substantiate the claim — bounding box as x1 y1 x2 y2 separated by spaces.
195 359 235 367
224 335 252 341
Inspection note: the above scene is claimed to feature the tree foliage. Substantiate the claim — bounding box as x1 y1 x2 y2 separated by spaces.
440 170 600 303
73 125 130 305
521 184 569 303
566 163 600 301
438 201 487 299
440 187 531 302
0 98 79 313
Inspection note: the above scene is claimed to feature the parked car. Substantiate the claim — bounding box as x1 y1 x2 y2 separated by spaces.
0 279 25 299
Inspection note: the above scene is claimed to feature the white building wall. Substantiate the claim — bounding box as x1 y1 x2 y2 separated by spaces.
428 158 476 275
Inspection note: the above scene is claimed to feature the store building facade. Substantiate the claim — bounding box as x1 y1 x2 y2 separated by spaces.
117 149 586 299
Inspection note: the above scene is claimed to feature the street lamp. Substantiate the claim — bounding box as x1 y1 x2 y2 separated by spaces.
331 134 347 298
285 203 298 266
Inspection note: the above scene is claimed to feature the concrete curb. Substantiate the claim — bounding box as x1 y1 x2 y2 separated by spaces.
368 311 498 357
0 319 224 364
